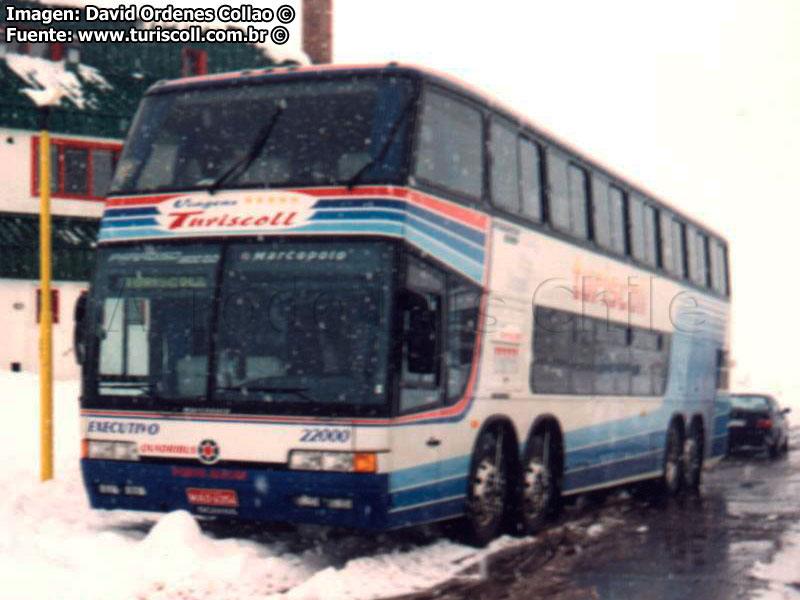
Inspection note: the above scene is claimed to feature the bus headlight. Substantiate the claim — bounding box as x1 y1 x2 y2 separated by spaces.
86 440 139 461
289 451 376 473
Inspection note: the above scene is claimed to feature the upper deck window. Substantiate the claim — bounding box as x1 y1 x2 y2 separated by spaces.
519 137 543 222
547 151 590 239
489 119 519 213
592 179 627 256
686 225 709 287
629 194 660 267
111 75 414 195
567 164 590 239
709 238 729 295
413 90 483 201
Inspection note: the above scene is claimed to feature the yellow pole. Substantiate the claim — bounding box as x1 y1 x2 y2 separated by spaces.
39 124 53 482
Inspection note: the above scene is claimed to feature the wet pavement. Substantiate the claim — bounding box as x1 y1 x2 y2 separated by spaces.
400 431 800 600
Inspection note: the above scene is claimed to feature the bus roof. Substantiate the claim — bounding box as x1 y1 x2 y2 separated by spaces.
147 62 727 244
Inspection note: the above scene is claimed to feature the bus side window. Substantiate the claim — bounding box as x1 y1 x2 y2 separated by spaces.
519 137 543 222
399 258 445 413
629 194 646 263
546 149 571 233
593 177 627 255
709 238 729 295
686 225 708 287
489 118 520 213
673 219 687 278
642 204 659 267
592 175 611 249
567 164 590 240
660 211 675 275
446 280 480 403
608 185 627 255
413 89 484 201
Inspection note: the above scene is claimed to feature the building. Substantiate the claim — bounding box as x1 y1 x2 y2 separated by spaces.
0 0 331 378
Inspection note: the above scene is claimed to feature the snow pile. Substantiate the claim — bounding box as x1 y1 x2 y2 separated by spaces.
751 522 800 599
0 371 524 600
5 53 112 109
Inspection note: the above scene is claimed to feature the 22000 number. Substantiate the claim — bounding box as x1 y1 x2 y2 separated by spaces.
299 428 351 443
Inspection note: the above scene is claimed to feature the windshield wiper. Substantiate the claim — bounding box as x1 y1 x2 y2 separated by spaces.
206 100 286 194
345 95 418 190
216 384 317 403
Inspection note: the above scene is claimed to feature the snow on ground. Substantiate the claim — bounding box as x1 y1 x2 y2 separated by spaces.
0 371 524 600
751 522 800 599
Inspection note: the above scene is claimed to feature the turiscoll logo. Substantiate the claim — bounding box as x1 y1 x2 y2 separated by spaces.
197 439 220 464
158 191 316 232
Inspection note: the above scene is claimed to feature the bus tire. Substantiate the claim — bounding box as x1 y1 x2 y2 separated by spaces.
461 430 509 547
662 420 684 495
683 420 704 492
517 430 560 535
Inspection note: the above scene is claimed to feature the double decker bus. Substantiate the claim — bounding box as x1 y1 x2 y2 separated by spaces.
76 64 731 546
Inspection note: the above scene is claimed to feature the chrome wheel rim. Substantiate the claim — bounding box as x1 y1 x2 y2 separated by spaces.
523 459 551 519
684 438 700 480
665 432 681 488
471 457 506 528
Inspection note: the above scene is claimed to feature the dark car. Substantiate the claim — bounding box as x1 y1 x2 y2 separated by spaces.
728 393 791 458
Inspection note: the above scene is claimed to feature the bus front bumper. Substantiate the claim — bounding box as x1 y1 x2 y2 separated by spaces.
81 459 391 530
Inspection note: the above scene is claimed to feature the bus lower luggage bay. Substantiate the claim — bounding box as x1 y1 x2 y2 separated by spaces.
77 64 731 546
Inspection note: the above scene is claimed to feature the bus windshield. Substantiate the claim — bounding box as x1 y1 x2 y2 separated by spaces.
87 240 394 416
110 75 415 195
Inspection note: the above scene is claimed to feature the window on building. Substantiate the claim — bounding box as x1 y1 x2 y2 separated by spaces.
490 119 519 213
519 137 543 222
414 90 484 200
92 149 117 197
32 138 122 201
0 213 97 281
181 48 209 77
36 289 60 325
63 147 88 195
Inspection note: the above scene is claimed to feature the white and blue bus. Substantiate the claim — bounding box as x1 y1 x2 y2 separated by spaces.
76 64 731 546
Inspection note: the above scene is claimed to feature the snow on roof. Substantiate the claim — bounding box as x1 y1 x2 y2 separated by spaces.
5 53 112 109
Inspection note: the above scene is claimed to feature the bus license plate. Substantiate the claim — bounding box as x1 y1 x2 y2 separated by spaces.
186 488 239 507
728 419 746 428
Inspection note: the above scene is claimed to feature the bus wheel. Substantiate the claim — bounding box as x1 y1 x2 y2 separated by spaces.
518 431 559 534
662 421 684 495
462 430 508 547
683 422 704 492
